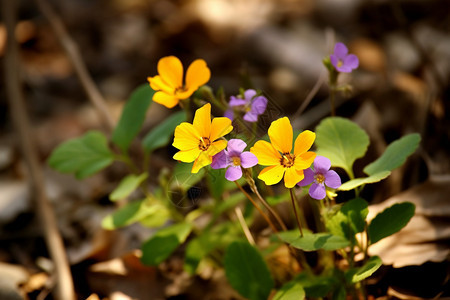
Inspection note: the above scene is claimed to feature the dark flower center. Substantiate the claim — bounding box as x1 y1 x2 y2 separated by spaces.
198 137 211 151
315 173 325 184
280 153 295 168
231 156 241 166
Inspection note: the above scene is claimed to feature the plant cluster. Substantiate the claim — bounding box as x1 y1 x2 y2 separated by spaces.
48 42 420 299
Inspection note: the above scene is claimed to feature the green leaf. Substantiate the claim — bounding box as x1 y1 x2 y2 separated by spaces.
143 110 187 153
109 173 148 201
287 233 350 251
347 256 382 283
364 133 421 175
338 171 391 191
225 241 274 300
170 162 204 192
112 84 154 153
48 131 114 179
141 223 192 265
296 273 337 298
368 202 415 244
206 168 226 200
273 280 305 300
315 117 370 176
101 200 170 230
341 198 369 233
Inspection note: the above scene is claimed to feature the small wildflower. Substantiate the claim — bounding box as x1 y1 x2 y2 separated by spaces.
173 103 232 173
147 56 211 108
297 156 341 200
211 139 258 181
250 117 316 188
330 43 359 73
224 89 268 122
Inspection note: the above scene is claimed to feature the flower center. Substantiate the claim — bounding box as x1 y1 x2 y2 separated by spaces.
175 86 188 95
280 153 295 168
315 173 325 184
231 156 241 166
337 60 344 67
198 137 211 151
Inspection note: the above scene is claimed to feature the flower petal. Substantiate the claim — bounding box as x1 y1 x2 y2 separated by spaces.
193 103 211 138
227 139 247 154
210 117 233 141
211 150 229 169
284 167 304 188
309 183 326 200
243 89 257 101
250 140 281 166
240 152 258 168
152 91 179 108
173 122 201 150
157 56 183 89
243 111 258 122
229 96 247 107
192 151 212 173
334 43 348 59
173 147 201 163
147 75 173 93
314 156 331 173
294 151 316 170
344 54 359 70
224 109 234 120
258 165 285 185
330 54 339 69
297 168 315 186
325 170 341 189
206 139 228 157
268 117 293 154
294 130 315 156
250 96 268 115
225 166 242 181
185 59 211 90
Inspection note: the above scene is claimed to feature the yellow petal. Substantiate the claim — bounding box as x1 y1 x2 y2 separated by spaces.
147 75 173 93
294 151 316 170
193 103 211 138
153 91 179 108
157 56 183 89
284 167 304 188
258 165 285 185
173 122 201 150
206 139 227 157
268 117 293 154
250 140 280 166
173 147 201 163
294 130 315 156
192 151 212 173
185 59 211 90
210 117 232 141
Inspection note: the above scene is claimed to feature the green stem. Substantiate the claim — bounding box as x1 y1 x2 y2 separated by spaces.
289 188 304 237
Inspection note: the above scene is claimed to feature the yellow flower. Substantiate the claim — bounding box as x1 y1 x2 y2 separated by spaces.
250 117 316 188
147 56 211 108
173 103 233 173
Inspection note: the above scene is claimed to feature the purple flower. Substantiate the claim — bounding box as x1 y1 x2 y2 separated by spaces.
297 156 341 200
224 89 268 122
211 139 258 181
330 43 359 73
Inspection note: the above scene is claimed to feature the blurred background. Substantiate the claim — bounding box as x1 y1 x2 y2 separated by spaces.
0 0 449 299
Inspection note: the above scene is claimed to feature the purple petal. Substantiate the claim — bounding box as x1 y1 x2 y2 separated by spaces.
243 89 257 101
309 183 326 200
333 42 348 59
344 54 359 70
239 152 258 168
225 166 242 181
330 54 339 69
250 96 268 115
314 156 331 174
336 65 352 73
297 168 315 186
229 96 247 107
211 150 229 169
325 170 341 189
224 109 234 120
227 139 247 154
243 111 258 122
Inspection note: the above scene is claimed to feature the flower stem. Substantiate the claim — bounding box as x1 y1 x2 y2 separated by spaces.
289 188 304 237
234 206 255 245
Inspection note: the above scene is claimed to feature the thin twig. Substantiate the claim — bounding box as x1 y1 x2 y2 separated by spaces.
292 72 326 120
2 1 75 299
234 207 255 245
34 0 115 132
289 188 304 237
